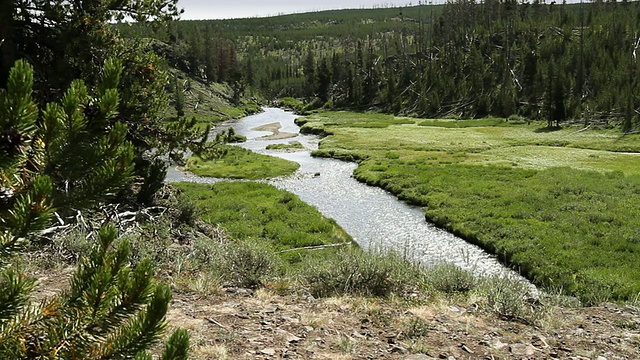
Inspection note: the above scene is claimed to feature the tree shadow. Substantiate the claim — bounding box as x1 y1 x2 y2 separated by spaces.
534 126 563 133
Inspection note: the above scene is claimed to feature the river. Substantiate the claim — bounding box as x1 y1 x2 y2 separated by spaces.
166 107 529 280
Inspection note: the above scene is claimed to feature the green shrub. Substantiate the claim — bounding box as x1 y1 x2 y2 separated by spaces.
1 225 189 359
425 263 477 293
300 248 425 297
176 194 201 226
400 317 431 339
219 240 277 288
478 275 541 324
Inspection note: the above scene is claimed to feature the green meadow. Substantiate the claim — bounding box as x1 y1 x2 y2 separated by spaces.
186 145 300 179
301 111 640 303
174 182 353 264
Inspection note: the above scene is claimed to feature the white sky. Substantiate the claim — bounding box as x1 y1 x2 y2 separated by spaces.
178 0 424 20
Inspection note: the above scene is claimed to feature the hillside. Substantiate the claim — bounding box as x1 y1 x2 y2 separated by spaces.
150 40 261 125
125 1 640 127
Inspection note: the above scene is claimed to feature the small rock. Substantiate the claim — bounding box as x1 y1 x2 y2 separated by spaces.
390 345 407 354
226 287 253 296
491 340 509 350
261 306 280 314
460 344 474 354
286 334 303 343
449 305 465 315
260 348 276 356
596 357 608 360
403 355 436 360
303 326 314 332
532 334 550 348
352 331 367 339
510 343 536 356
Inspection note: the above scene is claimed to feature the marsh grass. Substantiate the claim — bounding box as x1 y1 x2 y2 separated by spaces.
300 110 640 302
419 117 510 128
186 145 299 179
174 182 353 257
266 141 305 150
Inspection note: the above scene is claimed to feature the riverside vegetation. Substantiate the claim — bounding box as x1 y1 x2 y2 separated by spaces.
299 110 640 304
26 178 640 358
186 145 300 179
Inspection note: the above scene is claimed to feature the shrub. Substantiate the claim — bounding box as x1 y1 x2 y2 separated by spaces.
1 60 188 358
0 225 189 359
176 194 201 226
219 240 277 288
478 275 542 324
425 263 478 293
137 158 168 205
300 248 425 297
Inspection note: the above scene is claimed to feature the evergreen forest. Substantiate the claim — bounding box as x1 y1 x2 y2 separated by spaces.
123 1 640 128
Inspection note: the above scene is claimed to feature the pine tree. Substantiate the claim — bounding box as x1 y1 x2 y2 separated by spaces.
173 75 186 117
0 0 202 206
0 60 188 359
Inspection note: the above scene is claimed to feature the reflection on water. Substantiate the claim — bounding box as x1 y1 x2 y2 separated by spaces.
166 108 532 281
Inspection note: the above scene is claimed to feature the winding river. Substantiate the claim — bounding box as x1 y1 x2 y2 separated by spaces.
166 107 529 281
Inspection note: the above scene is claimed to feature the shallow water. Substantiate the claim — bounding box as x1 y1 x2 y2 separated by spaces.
166 107 531 280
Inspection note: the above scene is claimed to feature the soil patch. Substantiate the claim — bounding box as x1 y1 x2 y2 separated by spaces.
252 122 298 140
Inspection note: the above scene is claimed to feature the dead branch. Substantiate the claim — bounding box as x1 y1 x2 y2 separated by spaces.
40 224 71 236
277 242 352 254
567 124 591 135
206 317 228 329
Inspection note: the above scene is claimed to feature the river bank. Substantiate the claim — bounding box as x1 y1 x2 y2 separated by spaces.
24 104 640 358
24 172 640 359
167 107 527 281
298 110 640 303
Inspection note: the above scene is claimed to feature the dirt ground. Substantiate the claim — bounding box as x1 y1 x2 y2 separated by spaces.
166 289 640 360
30 269 640 360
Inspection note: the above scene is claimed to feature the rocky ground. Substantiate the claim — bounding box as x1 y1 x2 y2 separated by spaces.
165 288 640 360
30 267 640 360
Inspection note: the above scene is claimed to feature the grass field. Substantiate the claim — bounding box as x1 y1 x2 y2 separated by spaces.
174 181 353 264
186 145 300 179
301 111 640 303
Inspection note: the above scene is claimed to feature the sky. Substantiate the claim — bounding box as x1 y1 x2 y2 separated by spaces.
178 0 425 20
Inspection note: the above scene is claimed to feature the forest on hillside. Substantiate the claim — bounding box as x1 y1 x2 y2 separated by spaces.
122 0 640 129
